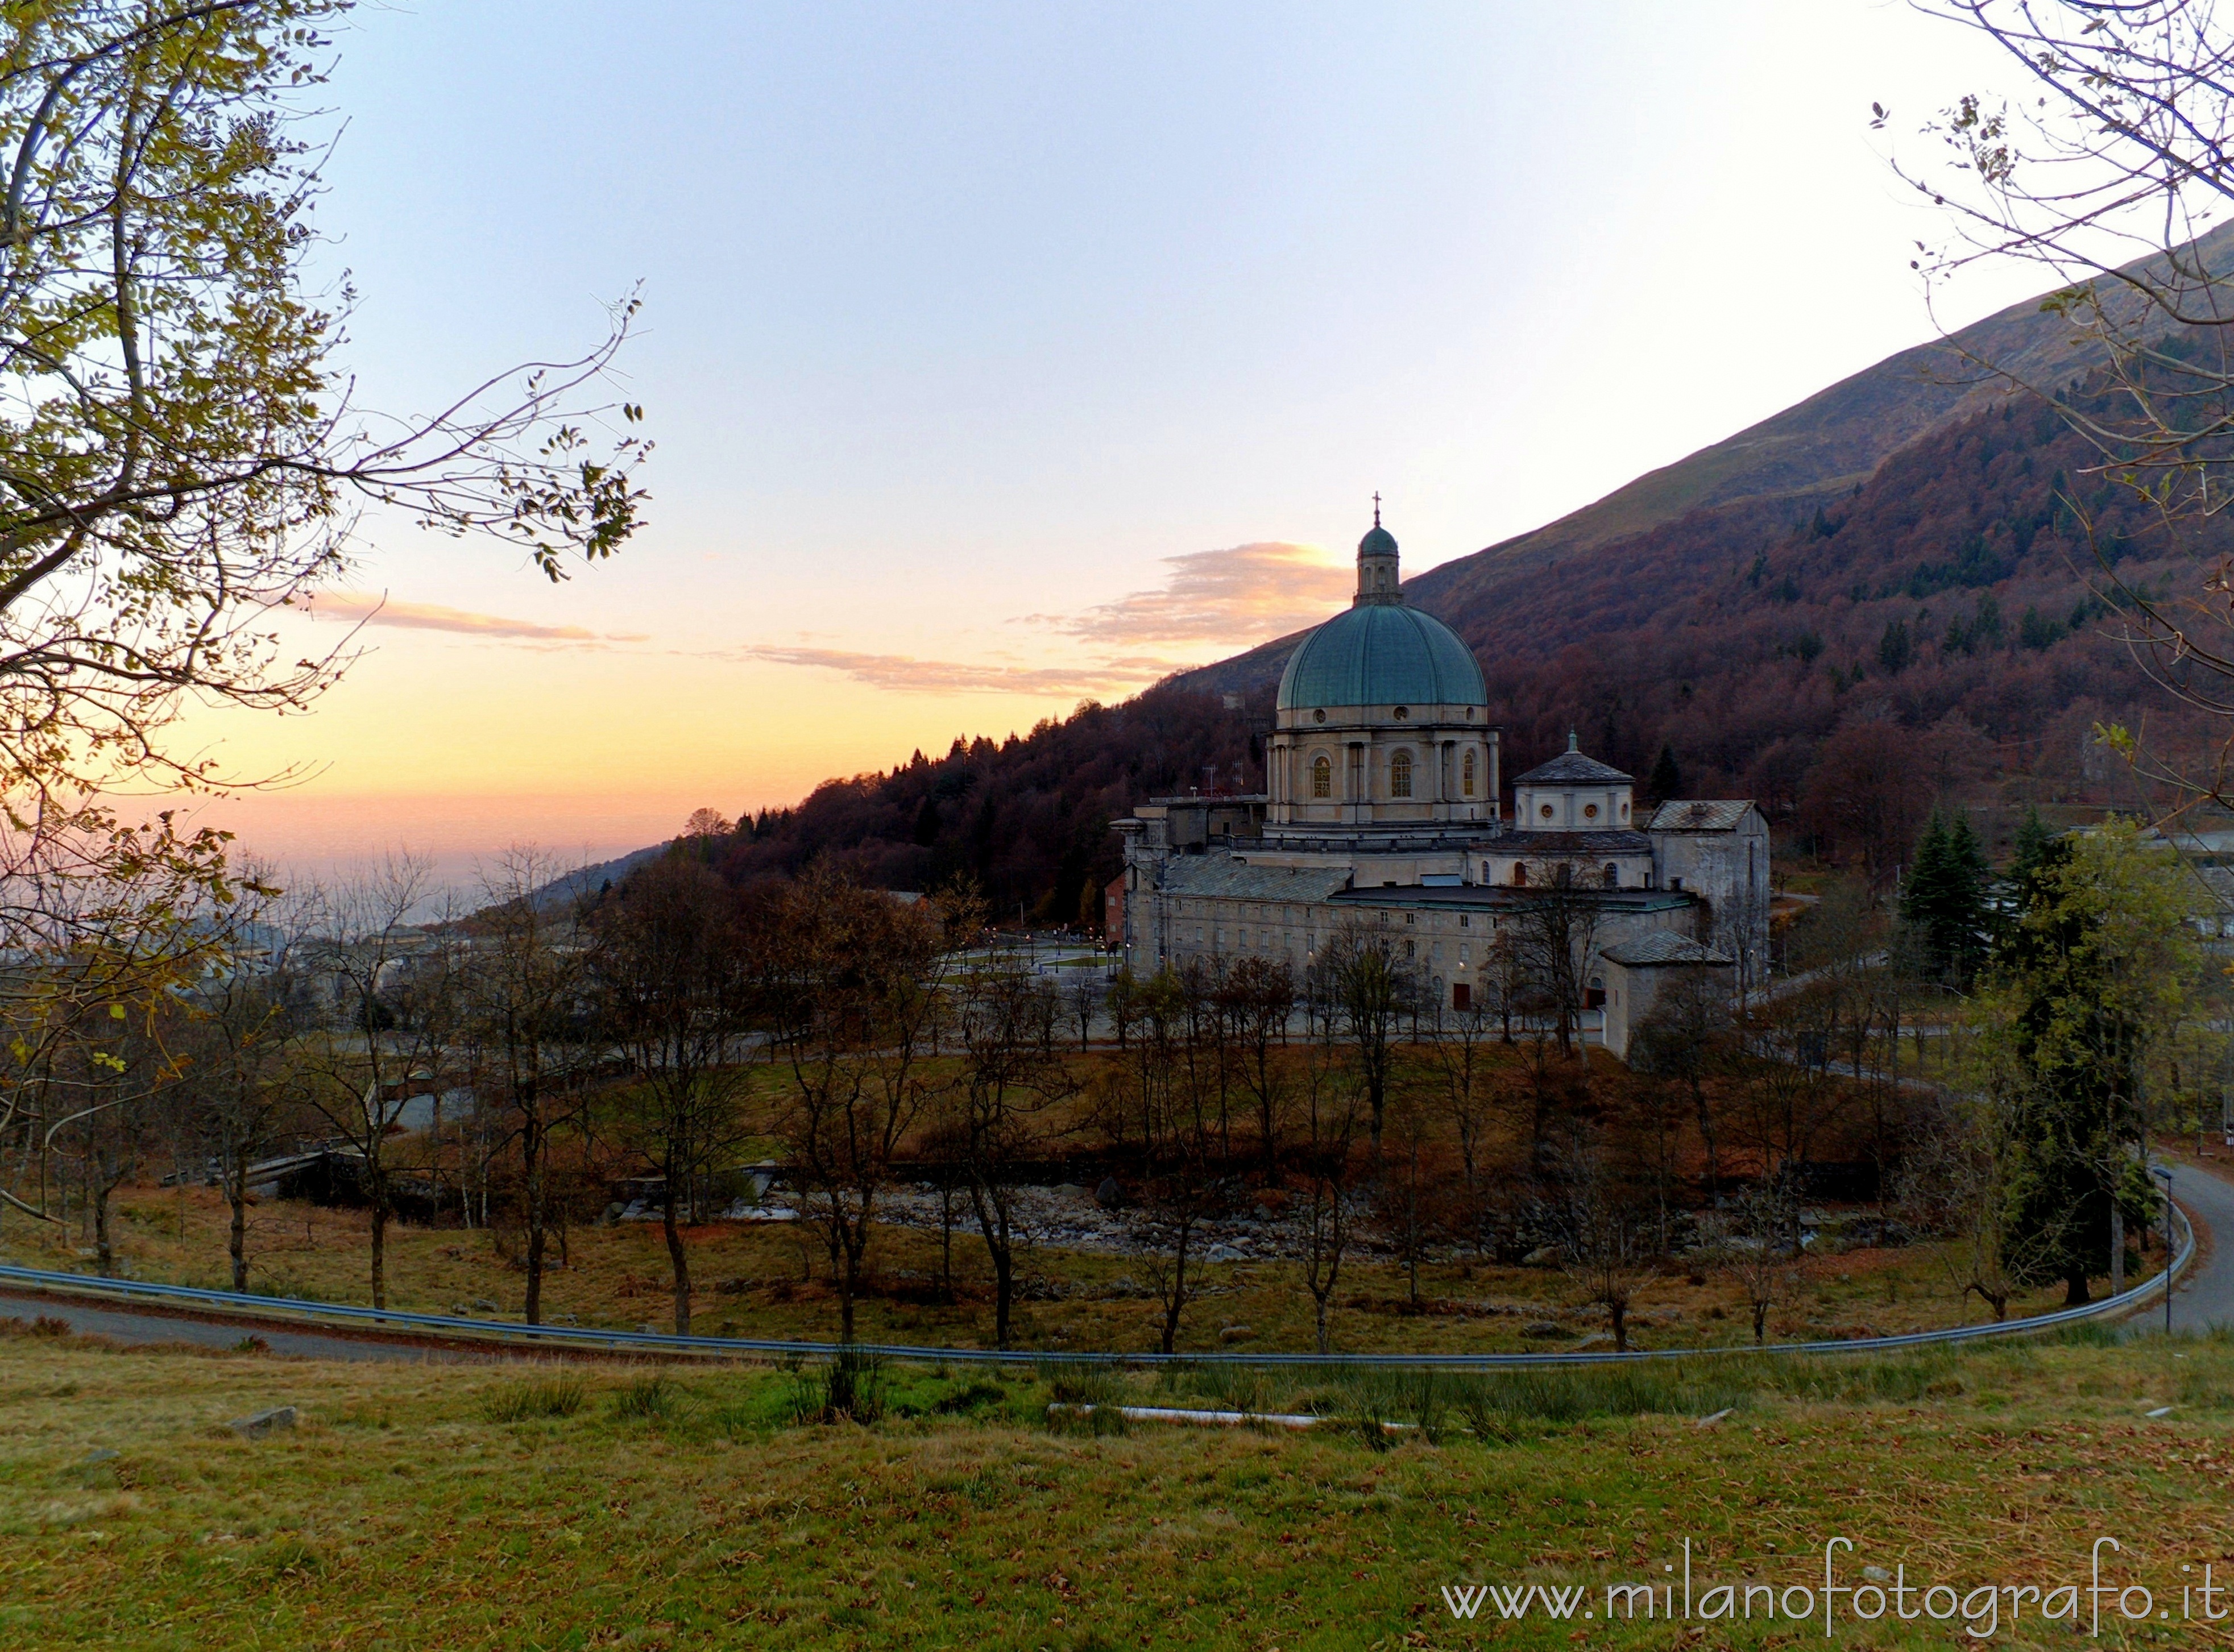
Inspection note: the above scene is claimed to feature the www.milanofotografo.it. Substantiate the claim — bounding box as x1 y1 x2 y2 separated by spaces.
1442 1540 2229 1638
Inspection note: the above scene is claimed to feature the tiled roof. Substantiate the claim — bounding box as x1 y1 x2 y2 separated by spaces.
1493 830 1653 855
1155 858 1354 902
1601 931 1733 967
1328 885 1694 914
1646 799 1757 833
1514 750 1632 785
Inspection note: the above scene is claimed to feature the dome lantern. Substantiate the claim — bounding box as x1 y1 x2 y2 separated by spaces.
1355 492 1400 606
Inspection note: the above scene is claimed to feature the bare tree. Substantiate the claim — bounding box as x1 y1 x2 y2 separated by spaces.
1508 861 1603 1060
1547 1129 1653 1352
462 848 596 1325
953 959 1078 1347
1627 969 1738 1205
1720 1184 1802 1346
292 856 460 1310
1293 1039 1362 1355
1221 955 1296 1169
1325 920 1411 1149
1734 984 1854 1255
590 855 752 1335
1897 1090 2055 1323
1065 968 1102 1051
180 879 304 1291
1384 1083 1436 1308
1106 965 1141 1050
768 867 947 1342
1424 988 1498 1250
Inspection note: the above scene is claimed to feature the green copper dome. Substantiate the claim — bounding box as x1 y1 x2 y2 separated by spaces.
1276 603 1486 711
1358 522 1398 559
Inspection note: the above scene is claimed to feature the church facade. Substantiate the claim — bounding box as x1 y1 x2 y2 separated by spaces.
1112 510 1770 1059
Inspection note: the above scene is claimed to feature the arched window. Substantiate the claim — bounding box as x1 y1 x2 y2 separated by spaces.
1603 863 1619 887
1462 749 1477 796
1311 755 1332 799
1511 862 1528 887
1390 750 1414 798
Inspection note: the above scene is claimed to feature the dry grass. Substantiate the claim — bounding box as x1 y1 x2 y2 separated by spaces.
0 1178 2098 1356
3 1325 2233 1647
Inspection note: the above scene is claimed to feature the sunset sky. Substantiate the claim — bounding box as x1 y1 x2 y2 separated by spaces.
173 2 2059 887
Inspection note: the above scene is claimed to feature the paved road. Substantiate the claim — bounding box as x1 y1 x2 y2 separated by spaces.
11 1165 2234 1363
0 1288 471 1362
2165 1156 2234 1333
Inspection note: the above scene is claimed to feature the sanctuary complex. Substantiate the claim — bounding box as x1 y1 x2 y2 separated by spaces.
1112 509 1770 1059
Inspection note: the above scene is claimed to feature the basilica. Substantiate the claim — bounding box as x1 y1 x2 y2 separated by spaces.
1112 509 1770 1060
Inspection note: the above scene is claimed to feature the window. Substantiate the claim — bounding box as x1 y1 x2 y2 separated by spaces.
1404 911 1416 924
1603 863 1619 887
1404 940 1415 959
1540 803 1555 819
1311 754 1332 798
1390 750 1414 798
1462 749 1477 796
1512 863 1528 887
1458 914 1469 928
1584 803 1599 819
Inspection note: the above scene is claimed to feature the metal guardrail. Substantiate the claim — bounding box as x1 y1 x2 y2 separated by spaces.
0 1198 2193 1368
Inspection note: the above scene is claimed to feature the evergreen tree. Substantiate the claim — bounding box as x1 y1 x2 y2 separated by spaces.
1969 820 2198 1305
1646 745 1682 802
1901 810 1991 987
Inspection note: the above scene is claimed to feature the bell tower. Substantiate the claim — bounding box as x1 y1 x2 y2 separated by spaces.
1354 493 1401 606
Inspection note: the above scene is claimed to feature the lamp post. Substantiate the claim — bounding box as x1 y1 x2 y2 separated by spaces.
2154 1164 2177 1337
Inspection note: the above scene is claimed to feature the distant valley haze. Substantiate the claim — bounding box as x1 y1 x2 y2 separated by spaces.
165 2 2071 893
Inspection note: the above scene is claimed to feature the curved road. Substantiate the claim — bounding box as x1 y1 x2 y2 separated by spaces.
0 1287 479 1362
2166 1155 2234 1333
8 1165 2234 1363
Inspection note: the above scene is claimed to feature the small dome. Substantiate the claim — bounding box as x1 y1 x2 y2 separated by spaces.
1276 603 1485 711
1358 522 1398 559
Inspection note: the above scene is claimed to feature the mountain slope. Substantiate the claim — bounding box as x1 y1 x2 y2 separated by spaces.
1177 223 2234 700
632 238 2234 917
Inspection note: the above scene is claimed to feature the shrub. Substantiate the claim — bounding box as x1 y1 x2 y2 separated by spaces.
610 1373 675 1422
483 1373 588 1423
791 1348 886 1425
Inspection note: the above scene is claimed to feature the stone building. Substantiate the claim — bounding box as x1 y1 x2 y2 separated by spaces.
1113 508 1770 1057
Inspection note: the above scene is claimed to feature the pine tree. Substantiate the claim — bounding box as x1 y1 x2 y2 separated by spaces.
1900 813 1953 972
1973 820 2199 1305
1646 745 1681 802
1942 812 1991 983
1901 810 1992 987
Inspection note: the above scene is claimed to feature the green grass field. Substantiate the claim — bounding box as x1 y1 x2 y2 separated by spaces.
5 1317 2232 1649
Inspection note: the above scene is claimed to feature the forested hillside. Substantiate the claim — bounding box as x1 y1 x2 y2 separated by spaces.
704 380 2220 919
707 690 1257 922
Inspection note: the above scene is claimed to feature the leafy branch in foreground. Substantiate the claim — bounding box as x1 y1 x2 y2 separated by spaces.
0 1 648 911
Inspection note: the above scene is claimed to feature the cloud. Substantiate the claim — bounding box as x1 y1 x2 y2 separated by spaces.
728 644 1186 698
304 592 648 646
728 540 1350 698
1030 541 1350 647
